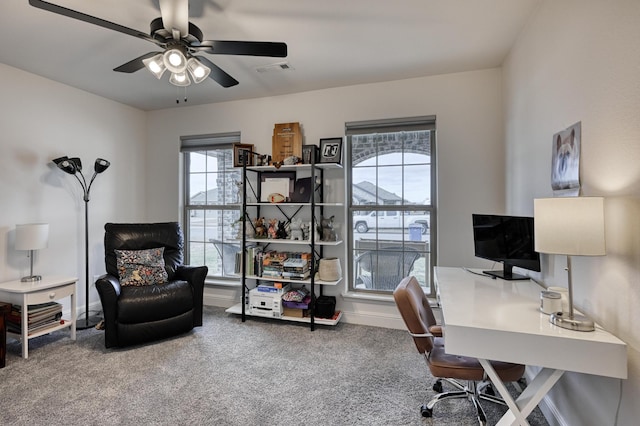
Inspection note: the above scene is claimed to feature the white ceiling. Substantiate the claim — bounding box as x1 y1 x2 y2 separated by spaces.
0 0 540 111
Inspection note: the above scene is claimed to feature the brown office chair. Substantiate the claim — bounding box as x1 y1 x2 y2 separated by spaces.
393 276 525 425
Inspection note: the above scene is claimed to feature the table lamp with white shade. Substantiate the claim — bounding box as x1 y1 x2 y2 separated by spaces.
15 223 50 282
534 197 605 332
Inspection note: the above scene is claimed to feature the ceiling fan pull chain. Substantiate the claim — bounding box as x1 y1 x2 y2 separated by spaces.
184 86 188 103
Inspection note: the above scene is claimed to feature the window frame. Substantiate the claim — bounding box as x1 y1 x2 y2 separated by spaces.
345 117 437 296
181 133 242 280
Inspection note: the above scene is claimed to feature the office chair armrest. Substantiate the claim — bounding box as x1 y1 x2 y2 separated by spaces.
409 331 434 338
428 325 443 337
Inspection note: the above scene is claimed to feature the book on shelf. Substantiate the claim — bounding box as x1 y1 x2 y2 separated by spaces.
281 271 310 280
7 301 62 325
256 282 291 293
236 245 263 276
6 313 64 335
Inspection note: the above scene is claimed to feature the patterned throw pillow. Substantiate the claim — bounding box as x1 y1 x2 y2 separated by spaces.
115 247 168 286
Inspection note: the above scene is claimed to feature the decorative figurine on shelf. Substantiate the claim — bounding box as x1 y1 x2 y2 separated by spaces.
267 218 278 239
290 218 304 241
234 179 243 204
276 221 288 239
254 217 267 238
235 213 254 239
302 222 311 241
283 155 300 166
320 216 338 241
256 154 271 166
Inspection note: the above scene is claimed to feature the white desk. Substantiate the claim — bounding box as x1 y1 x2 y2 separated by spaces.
0 276 77 359
434 267 627 426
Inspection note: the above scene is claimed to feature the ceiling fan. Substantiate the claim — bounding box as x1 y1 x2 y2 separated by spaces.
28 0 287 88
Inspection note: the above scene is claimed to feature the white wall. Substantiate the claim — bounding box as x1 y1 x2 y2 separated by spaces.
0 64 147 314
503 0 640 424
146 68 505 326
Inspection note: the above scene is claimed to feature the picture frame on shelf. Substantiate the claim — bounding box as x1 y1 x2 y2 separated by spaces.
233 143 255 167
319 138 342 164
260 171 296 202
301 145 318 164
290 177 313 203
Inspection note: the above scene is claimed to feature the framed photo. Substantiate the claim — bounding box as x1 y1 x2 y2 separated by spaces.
301 144 318 164
319 138 342 164
260 171 296 202
551 121 581 194
233 143 254 167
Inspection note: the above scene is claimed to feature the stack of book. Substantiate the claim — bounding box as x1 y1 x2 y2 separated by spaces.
6 301 63 336
282 258 310 280
260 251 312 279
262 251 288 278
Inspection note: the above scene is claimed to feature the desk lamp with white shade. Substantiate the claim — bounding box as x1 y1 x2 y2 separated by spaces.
534 197 605 332
15 223 50 282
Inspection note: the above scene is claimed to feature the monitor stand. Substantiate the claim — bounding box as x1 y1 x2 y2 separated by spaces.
483 269 530 281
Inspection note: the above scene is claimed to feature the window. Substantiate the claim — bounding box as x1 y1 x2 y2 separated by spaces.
346 117 436 295
181 133 242 278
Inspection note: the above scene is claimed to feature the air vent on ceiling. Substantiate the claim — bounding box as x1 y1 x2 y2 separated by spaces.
256 62 294 73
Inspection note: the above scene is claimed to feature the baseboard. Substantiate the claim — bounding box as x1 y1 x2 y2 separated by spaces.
62 301 103 323
338 310 406 329
524 367 565 426
204 293 237 308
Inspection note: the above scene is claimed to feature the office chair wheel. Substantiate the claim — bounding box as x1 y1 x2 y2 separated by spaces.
518 377 527 388
483 384 495 396
432 380 443 393
420 404 433 418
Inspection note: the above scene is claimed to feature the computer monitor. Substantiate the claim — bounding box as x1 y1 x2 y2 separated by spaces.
472 214 541 280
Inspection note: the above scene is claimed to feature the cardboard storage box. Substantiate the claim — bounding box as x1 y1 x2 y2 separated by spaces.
283 307 308 318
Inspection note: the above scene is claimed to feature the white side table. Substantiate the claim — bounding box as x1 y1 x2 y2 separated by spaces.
0 276 77 359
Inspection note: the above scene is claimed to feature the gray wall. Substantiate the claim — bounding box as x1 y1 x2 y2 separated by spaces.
0 63 147 313
503 1 640 424
146 68 505 327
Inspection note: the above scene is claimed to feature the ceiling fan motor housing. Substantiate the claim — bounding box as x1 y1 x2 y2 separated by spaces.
150 17 203 46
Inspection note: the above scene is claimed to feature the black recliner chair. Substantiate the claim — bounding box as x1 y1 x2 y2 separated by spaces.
96 222 207 348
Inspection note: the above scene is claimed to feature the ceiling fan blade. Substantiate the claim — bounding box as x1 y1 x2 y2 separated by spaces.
195 56 239 88
159 0 189 38
194 40 287 57
114 52 162 73
29 0 160 45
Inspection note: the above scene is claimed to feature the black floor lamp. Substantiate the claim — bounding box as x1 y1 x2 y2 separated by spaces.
53 156 110 330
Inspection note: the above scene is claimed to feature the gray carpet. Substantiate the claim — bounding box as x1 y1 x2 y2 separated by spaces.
0 306 548 425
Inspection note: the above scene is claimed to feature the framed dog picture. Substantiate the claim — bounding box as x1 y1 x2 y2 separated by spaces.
319 138 342 164
551 122 581 193
233 143 254 167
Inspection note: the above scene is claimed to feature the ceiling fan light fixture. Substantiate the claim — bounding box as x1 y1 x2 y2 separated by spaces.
187 58 211 84
143 54 166 79
163 47 187 73
169 71 191 87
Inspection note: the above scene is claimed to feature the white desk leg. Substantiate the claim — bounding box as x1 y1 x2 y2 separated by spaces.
479 359 529 426
479 359 565 426
21 294 28 359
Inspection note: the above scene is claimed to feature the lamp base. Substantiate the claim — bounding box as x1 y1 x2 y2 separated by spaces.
76 314 103 330
20 275 42 282
550 311 595 332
